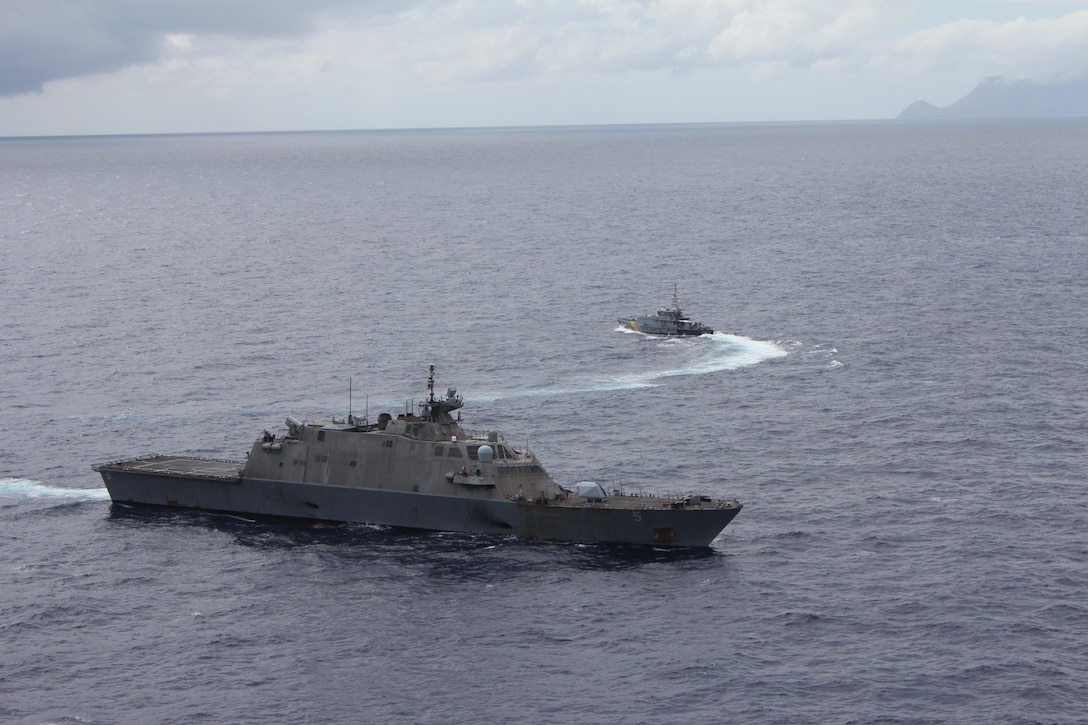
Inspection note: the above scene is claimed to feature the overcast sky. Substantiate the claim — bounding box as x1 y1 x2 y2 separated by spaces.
1 0 1086 137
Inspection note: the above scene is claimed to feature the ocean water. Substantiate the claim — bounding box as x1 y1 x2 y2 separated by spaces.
1 120 1087 724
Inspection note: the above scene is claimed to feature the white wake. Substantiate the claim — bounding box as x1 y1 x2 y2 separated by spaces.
0 477 110 501
471 332 787 401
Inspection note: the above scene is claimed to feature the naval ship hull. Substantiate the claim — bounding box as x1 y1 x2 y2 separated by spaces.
95 455 741 548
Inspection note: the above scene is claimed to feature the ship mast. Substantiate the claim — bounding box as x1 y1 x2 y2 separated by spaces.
421 364 462 423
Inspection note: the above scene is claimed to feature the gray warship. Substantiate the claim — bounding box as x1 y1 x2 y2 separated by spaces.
619 284 714 336
94 367 742 547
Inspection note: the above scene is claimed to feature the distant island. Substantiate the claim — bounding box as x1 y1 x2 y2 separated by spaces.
898 76 1088 119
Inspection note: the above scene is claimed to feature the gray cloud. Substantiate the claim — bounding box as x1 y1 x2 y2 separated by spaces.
0 0 397 96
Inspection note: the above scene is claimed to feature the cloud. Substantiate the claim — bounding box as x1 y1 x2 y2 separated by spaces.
0 0 909 98
0 0 400 96
3 0 1086 105
887 9 1088 82
706 2 891 69
178 1 905 94
356 1 901 81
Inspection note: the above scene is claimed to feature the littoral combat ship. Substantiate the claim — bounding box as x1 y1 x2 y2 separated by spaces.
619 284 714 336
94 367 742 547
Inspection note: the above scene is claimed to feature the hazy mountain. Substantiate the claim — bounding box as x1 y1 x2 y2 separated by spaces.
898 77 1088 119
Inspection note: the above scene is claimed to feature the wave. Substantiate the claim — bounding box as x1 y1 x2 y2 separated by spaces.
0 477 110 501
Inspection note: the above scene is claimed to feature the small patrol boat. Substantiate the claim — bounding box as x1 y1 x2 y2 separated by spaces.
94 367 742 548
618 285 714 336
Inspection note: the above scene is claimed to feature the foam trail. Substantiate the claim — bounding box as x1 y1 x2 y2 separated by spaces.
613 333 786 387
472 333 788 402
0 478 111 501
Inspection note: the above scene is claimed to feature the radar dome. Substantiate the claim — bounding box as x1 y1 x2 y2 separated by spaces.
477 445 494 462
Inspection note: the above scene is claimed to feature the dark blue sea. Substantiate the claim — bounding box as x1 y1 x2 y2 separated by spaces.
2 120 1087 724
